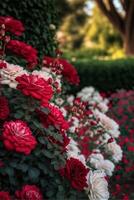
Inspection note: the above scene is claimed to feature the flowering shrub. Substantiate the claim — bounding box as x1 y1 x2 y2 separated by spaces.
108 90 134 200
55 86 122 199
0 17 122 199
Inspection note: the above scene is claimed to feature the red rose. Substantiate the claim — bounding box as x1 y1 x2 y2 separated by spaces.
15 185 43 200
2 120 37 155
79 136 91 159
60 157 89 191
59 58 80 85
0 61 7 69
0 16 24 36
123 195 129 200
0 191 11 200
43 56 80 85
16 74 53 106
0 96 9 120
38 104 69 132
6 40 38 69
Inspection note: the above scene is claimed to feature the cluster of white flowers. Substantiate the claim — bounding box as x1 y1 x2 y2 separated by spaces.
89 150 115 176
94 110 120 138
57 86 123 200
0 60 28 88
77 86 109 113
105 141 123 163
86 170 109 200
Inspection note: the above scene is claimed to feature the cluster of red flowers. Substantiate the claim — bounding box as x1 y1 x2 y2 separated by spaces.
0 16 38 69
2 120 37 155
43 56 80 85
38 104 69 132
65 97 99 158
37 104 70 151
108 90 134 199
0 60 7 69
0 96 9 120
79 136 91 158
0 191 11 200
7 40 38 69
16 185 43 200
16 74 53 107
108 90 134 128
0 16 24 36
0 185 43 200
60 157 89 191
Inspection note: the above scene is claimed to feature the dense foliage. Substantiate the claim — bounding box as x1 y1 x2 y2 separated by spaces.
70 59 134 93
0 0 58 57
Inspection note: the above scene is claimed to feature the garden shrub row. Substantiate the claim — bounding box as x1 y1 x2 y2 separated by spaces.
64 48 108 61
71 58 134 92
1 0 58 57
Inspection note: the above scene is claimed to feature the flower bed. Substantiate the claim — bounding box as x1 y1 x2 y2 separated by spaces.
0 17 122 200
108 90 134 200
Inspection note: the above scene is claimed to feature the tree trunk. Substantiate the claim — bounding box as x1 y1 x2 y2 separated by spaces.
124 36 134 56
95 0 134 56
124 1 134 55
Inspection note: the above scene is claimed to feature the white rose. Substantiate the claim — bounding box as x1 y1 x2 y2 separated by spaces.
86 170 109 200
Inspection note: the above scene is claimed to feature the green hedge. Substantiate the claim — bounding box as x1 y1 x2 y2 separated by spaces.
64 48 108 61
1 0 58 57
71 58 134 92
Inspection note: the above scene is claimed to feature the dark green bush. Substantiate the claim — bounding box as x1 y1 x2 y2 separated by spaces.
71 58 134 92
1 0 58 57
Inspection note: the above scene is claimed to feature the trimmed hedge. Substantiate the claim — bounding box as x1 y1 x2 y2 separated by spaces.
71 58 134 92
1 0 58 57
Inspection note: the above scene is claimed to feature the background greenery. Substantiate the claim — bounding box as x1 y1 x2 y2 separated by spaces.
56 0 124 58
1 0 58 57
68 58 134 93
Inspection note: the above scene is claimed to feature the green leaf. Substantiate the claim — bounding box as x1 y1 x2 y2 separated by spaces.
17 163 29 172
43 150 53 158
38 136 46 144
46 190 55 197
33 120 42 129
14 111 24 118
28 167 40 180
5 167 14 176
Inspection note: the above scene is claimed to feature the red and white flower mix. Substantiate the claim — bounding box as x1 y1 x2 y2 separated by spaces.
0 16 123 200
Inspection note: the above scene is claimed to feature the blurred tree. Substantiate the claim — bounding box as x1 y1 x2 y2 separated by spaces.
83 5 122 49
55 0 71 20
56 0 88 49
94 0 134 55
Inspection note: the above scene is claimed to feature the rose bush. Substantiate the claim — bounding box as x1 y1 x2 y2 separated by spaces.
0 16 122 199
108 90 134 200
